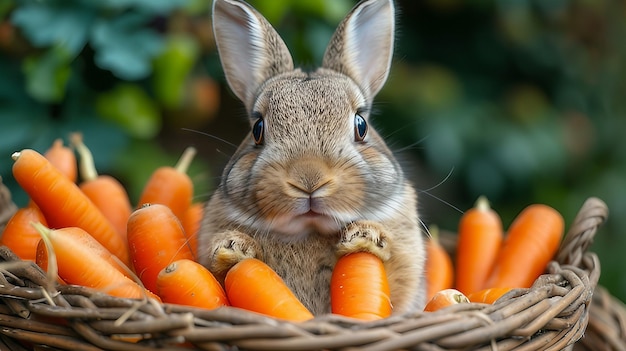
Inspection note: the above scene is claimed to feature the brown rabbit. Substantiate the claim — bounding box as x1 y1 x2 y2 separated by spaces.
198 0 427 315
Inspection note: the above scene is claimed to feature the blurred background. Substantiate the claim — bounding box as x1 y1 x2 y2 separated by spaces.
1 0 624 302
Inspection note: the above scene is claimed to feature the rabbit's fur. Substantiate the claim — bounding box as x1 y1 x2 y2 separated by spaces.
198 0 427 315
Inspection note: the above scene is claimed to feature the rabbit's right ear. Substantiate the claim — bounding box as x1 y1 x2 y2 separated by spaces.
212 0 294 109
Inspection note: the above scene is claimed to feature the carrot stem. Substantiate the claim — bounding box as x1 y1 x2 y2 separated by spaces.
31 221 58 289
175 147 197 174
70 132 98 181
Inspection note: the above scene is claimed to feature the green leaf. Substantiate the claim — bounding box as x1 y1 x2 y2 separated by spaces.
95 84 161 139
98 0 189 13
90 13 164 80
11 3 94 56
22 46 72 103
248 0 291 24
0 0 14 19
298 0 353 22
153 34 200 108
183 0 211 15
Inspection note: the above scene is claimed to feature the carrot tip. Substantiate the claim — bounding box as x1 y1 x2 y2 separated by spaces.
475 196 491 212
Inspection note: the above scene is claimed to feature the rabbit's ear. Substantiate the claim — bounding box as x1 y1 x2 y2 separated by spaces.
322 0 395 99
212 0 294 108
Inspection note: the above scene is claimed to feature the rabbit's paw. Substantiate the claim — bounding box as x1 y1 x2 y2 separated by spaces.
337 220 391 261
210 231 261 275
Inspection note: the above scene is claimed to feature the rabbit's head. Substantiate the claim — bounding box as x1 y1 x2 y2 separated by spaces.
212 0 408 240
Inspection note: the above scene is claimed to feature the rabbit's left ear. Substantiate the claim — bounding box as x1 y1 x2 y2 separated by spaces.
212 0 294 109
322 0 395 99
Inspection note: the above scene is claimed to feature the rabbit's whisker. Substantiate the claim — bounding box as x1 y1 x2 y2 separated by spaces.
180 128 240 149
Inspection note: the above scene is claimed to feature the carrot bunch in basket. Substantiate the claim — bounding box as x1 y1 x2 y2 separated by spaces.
1 138 319 322
423 195 565 311
2 138 208 301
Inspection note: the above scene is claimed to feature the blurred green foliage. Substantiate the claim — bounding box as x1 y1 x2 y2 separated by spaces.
0 0 216 205
383 0 626 304
0 0 624 303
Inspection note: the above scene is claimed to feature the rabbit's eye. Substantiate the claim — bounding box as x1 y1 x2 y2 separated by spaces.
252 117 264 145
354 113 368 141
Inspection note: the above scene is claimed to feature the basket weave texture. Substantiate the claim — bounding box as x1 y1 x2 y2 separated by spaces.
0 189 622 350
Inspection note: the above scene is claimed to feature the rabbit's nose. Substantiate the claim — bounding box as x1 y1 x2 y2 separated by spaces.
287 176 333 197
285 157 334 196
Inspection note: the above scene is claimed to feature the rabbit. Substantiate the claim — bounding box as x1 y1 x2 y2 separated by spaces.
198 0 427 316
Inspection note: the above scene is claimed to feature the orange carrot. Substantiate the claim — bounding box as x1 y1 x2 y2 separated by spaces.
44 139 77 183
0 202 48 261
11 149 131 267
455 196 503 295
467 287 512 304
424 288 470 312
70 133 132 240
331 252 392 321
156 259 229 309
483 203 564 289
425 226 454 301
32 222 155 300
34 239 68 285
180 202 203 258
225 258 314 322
136 147 196 220
126 203 194 294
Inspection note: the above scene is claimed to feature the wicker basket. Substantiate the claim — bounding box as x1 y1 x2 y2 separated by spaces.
0 179 623 350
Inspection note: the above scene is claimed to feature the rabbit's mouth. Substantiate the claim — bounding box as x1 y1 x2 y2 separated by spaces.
302 209 321 218
267 208 346 238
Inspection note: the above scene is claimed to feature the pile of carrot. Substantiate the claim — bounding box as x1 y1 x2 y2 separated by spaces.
0 136 320 322
423 195 565 311
1 136 568 321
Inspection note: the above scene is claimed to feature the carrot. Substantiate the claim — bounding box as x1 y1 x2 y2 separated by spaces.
36 234 132 282
455 196 503 295
127 203 195 294
70 133 132 240
11 149 131 267
225 258 314 322
467 287 512 304
34 239 67 285
136 147 196 220
32 222 155 300
483 203 564 289
331 252 392 321
156 259 229 309
425 226 454 301
423 288 469 312
43 138 77 183
0 202 48 261
180 202 203 258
